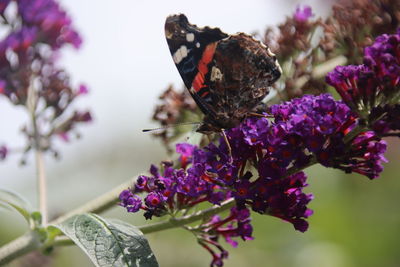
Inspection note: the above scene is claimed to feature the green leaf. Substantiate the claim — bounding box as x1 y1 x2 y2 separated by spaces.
46 225 62 239
55 213 159 267
31 211 42 225
0 188 32 224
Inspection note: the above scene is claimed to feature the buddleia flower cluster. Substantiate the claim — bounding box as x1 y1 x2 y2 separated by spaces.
120 5 400 267
121 90 390 266
0 0 91 162
326 29 400 136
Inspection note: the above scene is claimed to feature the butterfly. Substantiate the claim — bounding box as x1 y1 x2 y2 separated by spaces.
165 14 281 134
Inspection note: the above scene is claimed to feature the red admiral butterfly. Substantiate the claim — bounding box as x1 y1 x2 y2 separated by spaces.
165 14 281 134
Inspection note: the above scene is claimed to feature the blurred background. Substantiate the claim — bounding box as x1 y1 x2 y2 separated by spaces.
1 0 400 266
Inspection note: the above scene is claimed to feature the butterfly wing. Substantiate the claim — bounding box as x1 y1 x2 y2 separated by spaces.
165 14 228 118
165 14 282 132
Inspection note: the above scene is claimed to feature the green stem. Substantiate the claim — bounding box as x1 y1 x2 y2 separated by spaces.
286 157 317 176
343 125 369 144
293 55 348 90
312 56 347 80
139 198 235 234
0 232 41 266
34 149 48 225
29 80 48 226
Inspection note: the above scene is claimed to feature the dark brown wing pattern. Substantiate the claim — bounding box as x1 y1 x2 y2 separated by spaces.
165 14 281 133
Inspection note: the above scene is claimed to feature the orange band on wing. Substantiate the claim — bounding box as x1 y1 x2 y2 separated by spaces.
192 42 217 92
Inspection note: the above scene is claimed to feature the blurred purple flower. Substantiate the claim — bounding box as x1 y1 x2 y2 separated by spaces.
0 145 7 160
0 0 10 14
0 0 91 161
364 30 400 83
0 80 5 94
77 84 89 95
294 5 313 23
17 0 82 49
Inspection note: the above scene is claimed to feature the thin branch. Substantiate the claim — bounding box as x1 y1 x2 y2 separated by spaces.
28 79 48 225
380 132 400 138
312 55 347 79
0 232 41 266
139 198 235 234
34 150 48 225
293 55 348 90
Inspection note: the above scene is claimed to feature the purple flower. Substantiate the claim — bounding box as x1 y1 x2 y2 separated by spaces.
294 5 313 23
326 65 377 112
120 92 390 266
73 111 92 123
0 0 83 102
57 132 69 142
0 0 90 160
144 192 165 207
233 180 252 199
134 175 149 191
119 190 142 213
77 84 89 95
326 30 400 135
372 105 400 134
0 80 6 94
17 0 82 49
197 207 253 266
263 172 313 232
53 111 92 141
122 93 387 222
350 132 387 179
0 0 10 14
0 26 38 69
176 143 196 168
0 145 7 160
364 31 400 83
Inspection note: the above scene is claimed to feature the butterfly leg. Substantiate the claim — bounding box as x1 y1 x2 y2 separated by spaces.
250 103 273 118
221 129 233 161
247 112 273 118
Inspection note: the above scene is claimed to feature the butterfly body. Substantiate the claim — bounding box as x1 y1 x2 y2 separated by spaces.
165 14 281 133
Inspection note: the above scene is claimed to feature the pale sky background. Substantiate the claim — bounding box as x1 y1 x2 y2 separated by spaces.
0 0 331 214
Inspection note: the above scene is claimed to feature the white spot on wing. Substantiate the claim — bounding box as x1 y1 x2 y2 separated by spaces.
196 42 200 48
189 87 196 94
173 45 188 64
181 45 188 57
186 33 195 42
210 66 223 82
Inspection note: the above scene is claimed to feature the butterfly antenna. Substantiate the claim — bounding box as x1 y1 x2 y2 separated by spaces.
142 121 202 133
